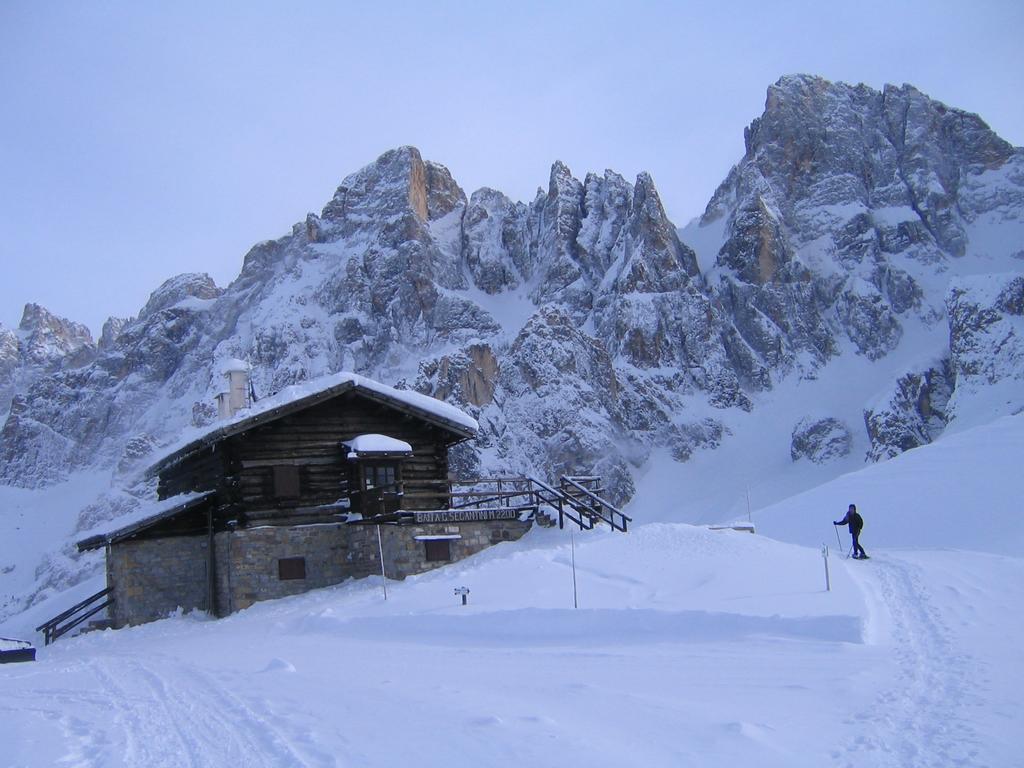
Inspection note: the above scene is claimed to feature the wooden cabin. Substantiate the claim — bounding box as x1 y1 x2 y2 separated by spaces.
77 372 532 627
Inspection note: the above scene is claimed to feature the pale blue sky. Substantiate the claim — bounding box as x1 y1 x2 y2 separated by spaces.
2 1 1022 334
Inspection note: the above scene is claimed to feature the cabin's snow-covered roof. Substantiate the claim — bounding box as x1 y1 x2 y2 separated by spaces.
343 434 414 456
76 491 216 552
146 372 477 475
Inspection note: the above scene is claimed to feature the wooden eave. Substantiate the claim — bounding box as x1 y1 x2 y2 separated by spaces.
343 447 415 460
76 492 217 552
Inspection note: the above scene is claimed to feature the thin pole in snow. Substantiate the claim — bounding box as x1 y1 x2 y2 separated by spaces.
834 523 843 551
822 544 831 592
570 531 578 609
376 524 388 601
745 487 752 523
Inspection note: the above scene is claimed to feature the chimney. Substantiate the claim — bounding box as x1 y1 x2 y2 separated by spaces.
216 358 250 420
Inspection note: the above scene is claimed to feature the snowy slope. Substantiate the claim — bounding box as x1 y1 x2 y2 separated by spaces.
2 366 1023 767
0 472 108 624
2 516 1021 766
754 413 1024 555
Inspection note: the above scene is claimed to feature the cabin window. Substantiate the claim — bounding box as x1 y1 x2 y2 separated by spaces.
273 465 301 498
351 461 403 516
278 557 306 580
424 539 451 562
362 463 397 490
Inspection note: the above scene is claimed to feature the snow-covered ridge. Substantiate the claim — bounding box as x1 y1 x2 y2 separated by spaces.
5 76 1023 496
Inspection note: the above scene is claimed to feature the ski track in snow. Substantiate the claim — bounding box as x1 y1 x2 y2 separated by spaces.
77 655 321 768
835 556 983 768
0 688 112 766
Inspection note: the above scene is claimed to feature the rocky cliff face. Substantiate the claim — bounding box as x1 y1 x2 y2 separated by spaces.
2 76 1022 499
0 146 750 500
0 304 96 416
689 74 1024 459
0 276 225 486
945 274 1024 421
864 363 953 461
697 74 1023 375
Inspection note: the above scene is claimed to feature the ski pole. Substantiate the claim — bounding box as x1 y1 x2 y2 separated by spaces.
834 523 842 550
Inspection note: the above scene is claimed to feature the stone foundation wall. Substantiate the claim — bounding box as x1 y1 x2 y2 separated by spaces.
373 519 532 580
109 517 533 625
107 536 209 627
214 524 350 613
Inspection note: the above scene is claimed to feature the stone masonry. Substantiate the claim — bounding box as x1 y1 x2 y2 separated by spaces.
106 536 209 627
370 519 532 580
108 517 532 626
214 524 351 614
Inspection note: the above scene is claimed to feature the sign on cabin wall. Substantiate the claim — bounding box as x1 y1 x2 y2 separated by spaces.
413 509 521 524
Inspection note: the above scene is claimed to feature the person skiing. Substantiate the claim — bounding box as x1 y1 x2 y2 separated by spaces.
834 503 868 559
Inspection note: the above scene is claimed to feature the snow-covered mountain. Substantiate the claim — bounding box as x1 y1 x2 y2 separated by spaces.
1 72 1021 545
685 75 1023 458
0 304 95 415
0 145 739 498
2 74 1023 765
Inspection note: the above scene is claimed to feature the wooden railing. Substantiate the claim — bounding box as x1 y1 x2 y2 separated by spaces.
400 475 630 533
401 477 527 513
350 483 404 516
35 587 114 646
560 476 631 532
527 476 593 530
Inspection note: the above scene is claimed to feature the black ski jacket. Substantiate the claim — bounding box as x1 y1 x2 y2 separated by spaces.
835 511 863 534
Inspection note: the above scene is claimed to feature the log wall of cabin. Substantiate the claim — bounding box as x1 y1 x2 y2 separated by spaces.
226 391 458 515
157 446 228 501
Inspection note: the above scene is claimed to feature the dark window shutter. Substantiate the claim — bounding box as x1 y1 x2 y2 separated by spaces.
274 465 300 498
278 557 306 580
424 539 451 562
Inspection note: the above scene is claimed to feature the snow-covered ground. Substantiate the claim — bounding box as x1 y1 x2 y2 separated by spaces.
2 416 1023 767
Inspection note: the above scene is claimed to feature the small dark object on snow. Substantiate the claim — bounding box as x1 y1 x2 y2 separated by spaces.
834 504 867 559
0 637 36 663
